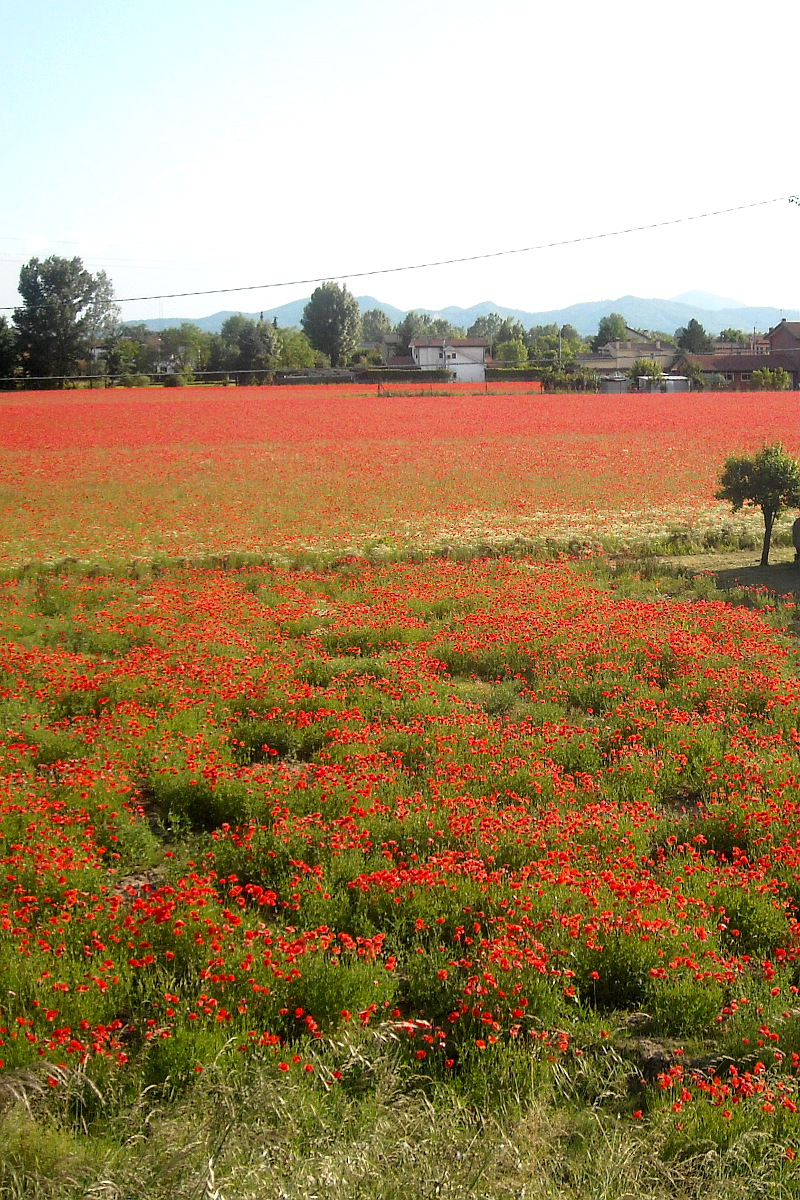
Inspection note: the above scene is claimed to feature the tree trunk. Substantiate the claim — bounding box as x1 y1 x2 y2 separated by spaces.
761 508 775 566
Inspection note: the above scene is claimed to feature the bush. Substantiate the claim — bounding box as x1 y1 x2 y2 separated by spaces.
118 373 152 388
751 366 791 391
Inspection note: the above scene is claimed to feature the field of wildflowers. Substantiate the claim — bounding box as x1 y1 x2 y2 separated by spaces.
3 387 800 1197
1 384 798 564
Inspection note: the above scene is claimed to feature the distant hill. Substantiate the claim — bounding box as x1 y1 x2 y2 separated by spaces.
129 294 800 338
670 290 747 311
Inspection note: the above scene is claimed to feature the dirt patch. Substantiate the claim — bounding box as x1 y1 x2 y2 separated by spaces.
655 547 800 599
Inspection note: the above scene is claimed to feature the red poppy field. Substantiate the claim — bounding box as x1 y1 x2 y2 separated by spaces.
3 386 800 1197
1 384 797 565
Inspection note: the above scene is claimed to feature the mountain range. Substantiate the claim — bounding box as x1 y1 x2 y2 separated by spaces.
131 292 800 339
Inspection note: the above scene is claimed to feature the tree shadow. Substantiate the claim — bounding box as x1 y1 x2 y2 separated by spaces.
709 560 800 598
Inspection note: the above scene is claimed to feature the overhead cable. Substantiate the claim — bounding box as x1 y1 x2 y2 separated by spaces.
1 195 796 311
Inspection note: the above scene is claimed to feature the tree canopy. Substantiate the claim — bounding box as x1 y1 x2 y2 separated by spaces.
395 312 463 354
528 323 587 363
301 282 361 367
494 339 528 364
628 358 663 385
0 317 17 388
751 367 791 391
591 313 627 352
719 327 749 345
676 318 713 353
219 314 281 375
467 313 504 347
715 443 800 565
360 309 392 343
13 256 119 381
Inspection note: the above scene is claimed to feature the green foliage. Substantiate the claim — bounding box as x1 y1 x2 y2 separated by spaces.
676 318 713 353
218 313 281 376
629 357 664 385
538 363 599 392
157 323 209 374
467 312 509 352
0 315 18 387
301 282 362 367
751 366 791 391
719 327 750 344
467 313 526 350
647 976 724 1036
394 311 464 355
591 312 627 352
108 324 161 377
13 256 119 381
360 308 392 342
715 442 800 564
276 327 317 368
494 338 528 364
527 323 588 363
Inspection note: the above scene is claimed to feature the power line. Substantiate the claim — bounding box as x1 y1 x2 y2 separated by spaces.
1 195 796 311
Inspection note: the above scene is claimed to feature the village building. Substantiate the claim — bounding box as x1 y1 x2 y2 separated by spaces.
408 337 490 382
577 325 678 379
678 320 800 389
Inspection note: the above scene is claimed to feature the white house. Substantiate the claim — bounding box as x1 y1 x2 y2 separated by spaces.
408 337 490 382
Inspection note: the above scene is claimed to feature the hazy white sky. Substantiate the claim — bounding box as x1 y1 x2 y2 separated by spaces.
1 0 798 323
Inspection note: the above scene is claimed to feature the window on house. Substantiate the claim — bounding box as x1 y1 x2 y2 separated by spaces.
740 372 751 382
723 373 734 382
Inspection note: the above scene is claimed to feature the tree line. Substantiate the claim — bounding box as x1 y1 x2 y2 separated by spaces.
0 257 766 388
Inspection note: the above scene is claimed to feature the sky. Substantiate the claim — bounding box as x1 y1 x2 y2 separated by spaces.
1 0 798 324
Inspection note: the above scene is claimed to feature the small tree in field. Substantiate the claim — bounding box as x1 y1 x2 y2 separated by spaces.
715 443 800 566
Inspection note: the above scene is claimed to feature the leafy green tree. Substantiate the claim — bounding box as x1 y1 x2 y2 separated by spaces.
495 317 526 346
13 256 118 382
276 328 317 369
158 323 211 378
395 312 462 354
466 313 525 355
628 358 664 386
719 327 749 344
108 323 161 377
676 318 713 353
751 367 791 391
429 317 464 339
559 323 582 344
527 323 586 364
715 443 800 565
591 313 627 352
680 360 707 390
467 313 504 347
219 314 281 376
494 339 528 365
526 323 560 360
301 282 361 367
361 309 392 342
0 316 18 388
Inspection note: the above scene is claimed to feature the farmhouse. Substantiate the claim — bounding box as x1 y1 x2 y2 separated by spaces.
768 318 800 352
577 326 677 379
678 322 800 389
409 337 490 382
678 351 800 389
